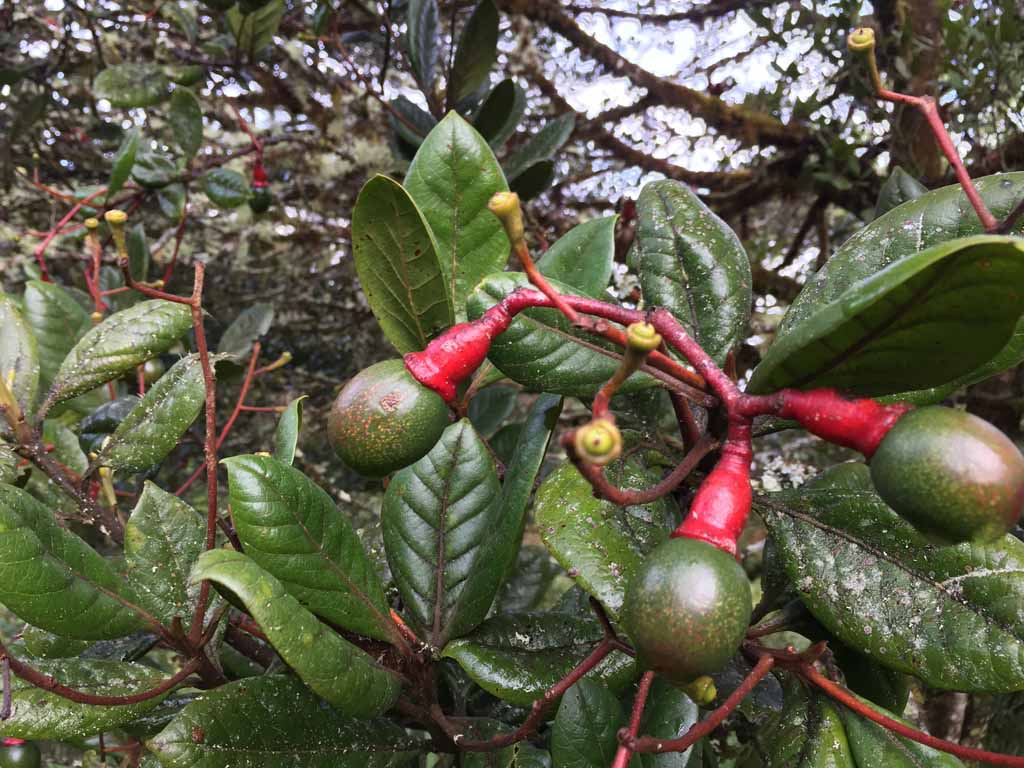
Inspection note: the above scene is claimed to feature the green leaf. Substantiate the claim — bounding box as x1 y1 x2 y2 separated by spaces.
148 675 423 768
1 659 173 740
0 293 40 412
125 482 205 626
352 174 453 353
406 0 439 91
107 129 140 199
450 0 499 103
874 166 928 218
504 114 575 182
758 487 1024 692
95 64 169 108
169 88 203 161
509 160 555 201
769 173 1024 397
191 550 401 718
382 419 502 646
225 455 395 641
272 395 306 464
157 183 187 220
20 626 91 659
217 302 273 360
765 679 855 767
536 457 675 618
203 168 249 208
468 384 517 437
24 421 89 516
497 544 563 613
629 180 752 365
405 112 509 320
21 280 92 395
474 79 526 148
539 216 616 298
748 235 1024 396
47 300 192 408
441 611 636 706
98 354 207 474
638 677 701 768
0 484 146 639
127 222 151 282
132 145 180 188
389 95 436 146
467 272 658 398
838 696 965 767
227 0 285 57
550 679 624 768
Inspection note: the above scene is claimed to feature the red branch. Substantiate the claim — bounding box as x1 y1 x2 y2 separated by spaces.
612 671 656 768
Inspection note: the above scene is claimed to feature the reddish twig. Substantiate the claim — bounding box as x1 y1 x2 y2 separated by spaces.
612 671 656 768
1 655 10 721
31 187 110 281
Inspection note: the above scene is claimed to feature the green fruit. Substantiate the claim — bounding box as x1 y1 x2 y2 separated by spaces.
0 741 41 768
622 537 752 685
871 406 1024 543
249 185 272 214
328 359 449 478
142 357 165 384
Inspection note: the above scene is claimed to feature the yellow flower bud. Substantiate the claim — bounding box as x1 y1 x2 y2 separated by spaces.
626 322 662 353
847 27 876 53
488 191 525 245
574 418 622 467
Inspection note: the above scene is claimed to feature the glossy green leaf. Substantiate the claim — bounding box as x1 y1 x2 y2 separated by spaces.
638 677 700 768
389 95 436 146
382 419 502 646
539 216 616 298
450 0 499 103
405 112 509 319
467 384 517 437
832 641 910 714
192 550 402 717
504 114 575 182
108 129 140 199
225 454 395 641
765 679 855 767
128 222 151 282
98 354 207 473
442 611 636 706
21 280 91 395
158 182 187 220
148 675 422 768
768 173 1024 397
467 272 658 398
217 302 273 360
550 679 623 768
0 293 40 411
272 395 306 464
47 300 192 408
125 482 205 626
1 659 173 740
748 235 1024 396
629 180 752 365
758 486 1024 692
20 625 91 659
406 0 439 90
203 167 248 208
352 174 453 353
132 145 180 188
474 79 526 148
0 484 146 639
509 160 555 201
95 63 168 108
874 166 928 218
497 544 563 613
24 420 89 516
838 696 965 767
227 0 284 56
536 457 675 618
169 88 203 160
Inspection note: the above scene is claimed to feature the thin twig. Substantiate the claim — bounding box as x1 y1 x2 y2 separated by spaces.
612 671 656 768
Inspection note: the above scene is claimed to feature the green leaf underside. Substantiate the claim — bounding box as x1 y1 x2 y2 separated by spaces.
95 63 168 108
405 112 509 320
629 179 752 365
125 483 205 626
0 293 40 411
217 302 274 360
505 114 576 182
638 677 701 768
538 216 617 298
406 0 439 90
450 0 499 103
48 300 192 407
748 235 1024 396
273 395 306 464
225 454 393 641
98 353 207 473
758 486 1024 692
148 675 422 768
874 166 928 218
551 679 623 768
227 0 284 56
2 659 171 740
21 280 92 394
382 419 502 646
169 87 203 160
191 550 401 718
467 272 658 397
442 612 636 706
766 678 854 767
474 79 526 148
0 484 146 639
352 174 452 353
108 129 140 199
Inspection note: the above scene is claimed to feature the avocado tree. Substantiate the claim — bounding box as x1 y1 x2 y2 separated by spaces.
5 8 1024 768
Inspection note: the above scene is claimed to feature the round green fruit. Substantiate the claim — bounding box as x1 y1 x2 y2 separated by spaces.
327 359 449 478
870 406 1024 543
622 537 752 685
249 185 272 214
0 741 41 768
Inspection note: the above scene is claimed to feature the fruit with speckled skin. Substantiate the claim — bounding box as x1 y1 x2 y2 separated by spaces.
871 406 1024 543
142 357 165 384
0 741 41 768
621 537 752 685
328 359 449 478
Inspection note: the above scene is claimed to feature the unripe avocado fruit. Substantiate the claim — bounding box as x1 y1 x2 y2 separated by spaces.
328 359 449 478
871 406 1024 543
622 537 752 686
0 741 41 768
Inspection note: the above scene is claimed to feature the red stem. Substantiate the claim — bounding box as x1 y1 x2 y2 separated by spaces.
32 187 110 282
612 671 656 768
